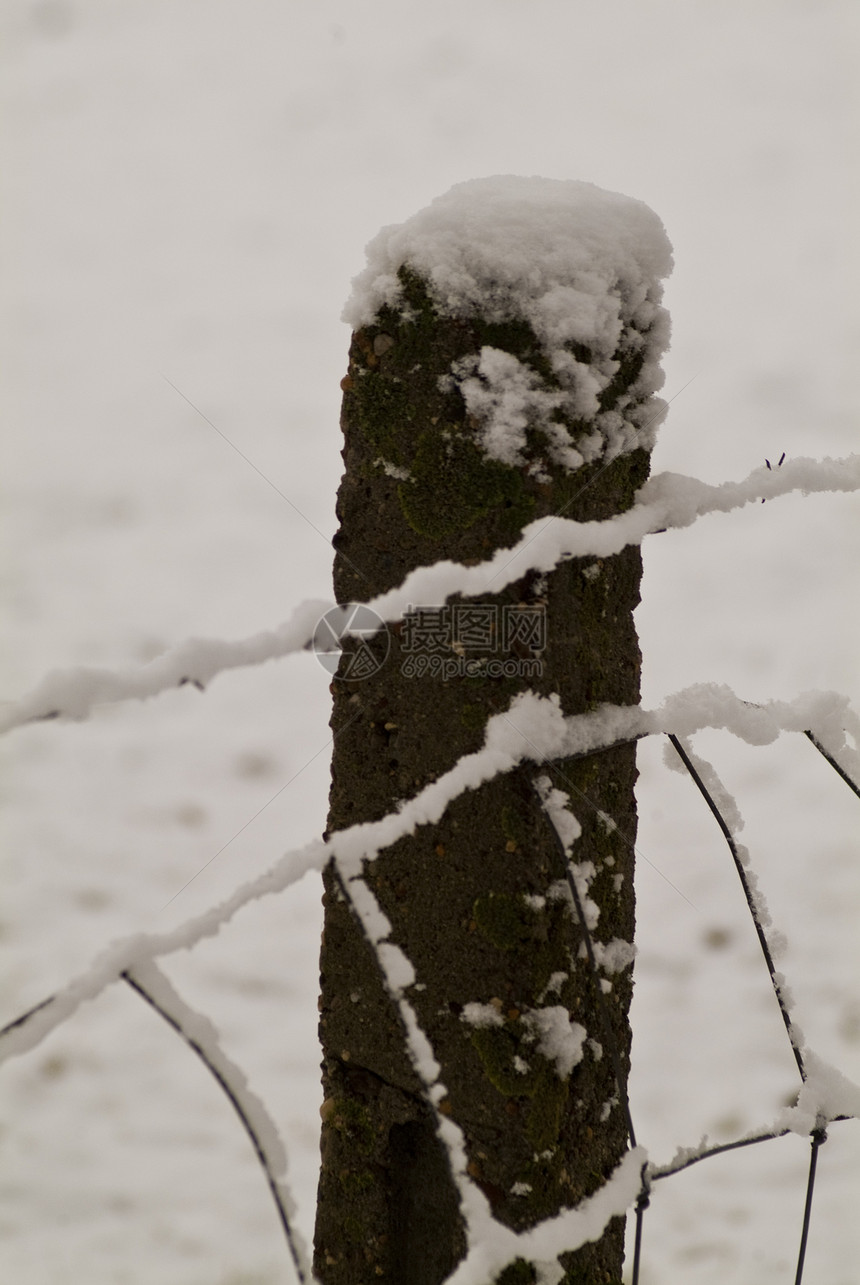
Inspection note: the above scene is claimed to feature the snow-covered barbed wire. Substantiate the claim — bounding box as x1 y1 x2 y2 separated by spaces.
533 713 860 1281
3 677 858 1282
653 730 860 1284
2 454 858 735
0 597 333 735
2 683 856 1062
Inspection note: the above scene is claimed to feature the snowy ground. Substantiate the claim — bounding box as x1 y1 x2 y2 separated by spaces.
1 3 858 1283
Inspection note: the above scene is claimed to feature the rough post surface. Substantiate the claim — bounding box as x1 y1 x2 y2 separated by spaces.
314 179 671 1285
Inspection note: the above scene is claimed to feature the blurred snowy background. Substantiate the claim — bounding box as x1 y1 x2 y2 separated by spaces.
1 2 858 1282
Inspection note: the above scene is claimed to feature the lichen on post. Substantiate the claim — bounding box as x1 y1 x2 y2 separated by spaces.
314 177 672 1284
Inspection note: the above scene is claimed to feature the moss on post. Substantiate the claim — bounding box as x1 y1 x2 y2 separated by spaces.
314 179 671 1284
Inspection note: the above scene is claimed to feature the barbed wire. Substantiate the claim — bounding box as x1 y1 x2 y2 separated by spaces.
2 454 858 738
1 717 856 1283
658 730 860 1285
2 450 859 1278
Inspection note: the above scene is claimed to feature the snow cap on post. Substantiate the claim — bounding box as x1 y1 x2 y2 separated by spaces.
345 175 673 469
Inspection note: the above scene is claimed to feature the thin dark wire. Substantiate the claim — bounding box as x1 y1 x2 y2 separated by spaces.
631 1180 649 1285
162 374 372 590
650 1123 834 1182
648 1115 850 1181
667 734 806 1081
162 712 361 909
794 1126 827 1285
0 994 56 1036
651 1128 791 1179
804 730 860 800
121 969 308 1285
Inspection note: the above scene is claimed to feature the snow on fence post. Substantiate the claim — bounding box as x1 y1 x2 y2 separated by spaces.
314 177 673 1284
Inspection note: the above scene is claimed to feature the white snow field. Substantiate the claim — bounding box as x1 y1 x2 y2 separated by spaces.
1 3 858 1283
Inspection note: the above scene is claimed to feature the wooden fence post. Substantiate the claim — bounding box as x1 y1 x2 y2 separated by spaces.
314 177 672 1284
